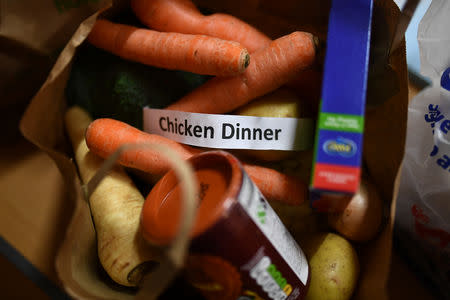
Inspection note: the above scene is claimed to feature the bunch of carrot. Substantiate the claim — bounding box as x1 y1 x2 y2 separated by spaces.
84 0 318 204
87 0 318 113
129 0 322 104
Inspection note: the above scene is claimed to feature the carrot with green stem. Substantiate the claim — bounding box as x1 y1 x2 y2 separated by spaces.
85 118 307 205
131 0 272 53
165 31 316 114
87 19 250 77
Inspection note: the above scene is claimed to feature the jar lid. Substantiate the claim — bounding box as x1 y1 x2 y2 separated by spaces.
441 67 450 91
141 151 243 246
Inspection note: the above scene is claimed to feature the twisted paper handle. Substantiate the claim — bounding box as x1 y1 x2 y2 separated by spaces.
82 142 198 299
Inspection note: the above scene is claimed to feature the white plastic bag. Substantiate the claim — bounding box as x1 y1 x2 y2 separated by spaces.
395 1 450 298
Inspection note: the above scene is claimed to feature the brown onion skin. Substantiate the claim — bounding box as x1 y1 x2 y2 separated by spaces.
327 178 384 242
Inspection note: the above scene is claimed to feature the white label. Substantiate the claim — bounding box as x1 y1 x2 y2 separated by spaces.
238 171 309 286
143 107 314 150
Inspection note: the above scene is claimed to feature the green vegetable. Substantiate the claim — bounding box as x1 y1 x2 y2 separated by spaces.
66 43 209 128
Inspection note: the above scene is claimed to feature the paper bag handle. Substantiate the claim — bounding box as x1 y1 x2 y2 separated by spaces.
82 142 199 299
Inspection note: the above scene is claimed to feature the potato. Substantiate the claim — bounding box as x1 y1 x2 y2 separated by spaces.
233 87 314 162
302 232 359 300
327 178 384 242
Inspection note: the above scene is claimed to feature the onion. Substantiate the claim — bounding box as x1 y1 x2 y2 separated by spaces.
327 178 384 242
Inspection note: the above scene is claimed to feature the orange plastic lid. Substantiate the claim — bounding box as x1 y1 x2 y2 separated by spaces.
141 151 243 246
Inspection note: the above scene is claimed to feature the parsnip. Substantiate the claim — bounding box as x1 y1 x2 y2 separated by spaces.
64 106 160 287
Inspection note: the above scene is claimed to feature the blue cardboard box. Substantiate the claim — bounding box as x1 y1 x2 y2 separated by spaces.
310 0 373 210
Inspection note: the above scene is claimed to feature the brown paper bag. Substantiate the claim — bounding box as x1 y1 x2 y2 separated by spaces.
0 0 107 143
19 0 408 299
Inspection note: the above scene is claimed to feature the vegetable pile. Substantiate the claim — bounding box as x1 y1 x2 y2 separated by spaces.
64 1 385 299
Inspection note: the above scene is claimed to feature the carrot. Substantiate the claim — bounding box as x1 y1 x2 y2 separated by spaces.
64 106 160 287
87 19 250 77
242 163 307 205
85 118 202 177
85 118 306 205
165 31 316 114
130 0 272 53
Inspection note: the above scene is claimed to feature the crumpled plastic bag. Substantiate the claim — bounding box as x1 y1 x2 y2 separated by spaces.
417 0 450 82
394 1 450 298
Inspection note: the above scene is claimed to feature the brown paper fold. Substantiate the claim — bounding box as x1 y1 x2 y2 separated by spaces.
19 0 408 299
